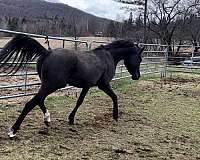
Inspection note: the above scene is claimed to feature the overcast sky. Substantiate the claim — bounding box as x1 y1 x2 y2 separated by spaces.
45 0 128 20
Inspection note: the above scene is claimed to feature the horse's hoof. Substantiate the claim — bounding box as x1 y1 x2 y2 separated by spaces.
44 121 50 127
68 121 74 125
113 116 118 122
8 127 16 139
68 119 74 125
38 127 49 135
68 114 75 125
113 115 118 122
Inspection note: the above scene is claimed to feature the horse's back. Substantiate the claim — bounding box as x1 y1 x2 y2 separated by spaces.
38 48 115 88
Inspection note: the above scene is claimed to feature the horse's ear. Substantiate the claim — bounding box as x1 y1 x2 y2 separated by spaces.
100 45 105 49
135 43 139 47
141 46 145 52
96 45 105 50
138 43 143 48
139 46 145 54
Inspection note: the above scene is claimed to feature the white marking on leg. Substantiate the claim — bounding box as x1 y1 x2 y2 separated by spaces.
44 110 51 123
8 127 16 138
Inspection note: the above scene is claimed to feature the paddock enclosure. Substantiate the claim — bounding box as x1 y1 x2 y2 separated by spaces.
1 29 200 159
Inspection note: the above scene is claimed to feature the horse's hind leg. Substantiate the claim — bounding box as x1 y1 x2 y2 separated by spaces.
38 101 50 127
98 83 118 121
8 93 41 138
8 85 57 138
68 87 89 125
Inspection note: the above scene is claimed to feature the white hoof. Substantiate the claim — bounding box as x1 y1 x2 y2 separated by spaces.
8 128 16 138
44 110 51 123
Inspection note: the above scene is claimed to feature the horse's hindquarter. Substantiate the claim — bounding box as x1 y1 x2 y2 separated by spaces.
40 50 77 87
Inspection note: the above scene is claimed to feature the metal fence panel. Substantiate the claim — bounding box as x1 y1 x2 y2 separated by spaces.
0 29 168 100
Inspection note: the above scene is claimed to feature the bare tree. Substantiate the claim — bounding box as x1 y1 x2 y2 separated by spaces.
184 14 200 52
147 0 199 54
148 0 197 45
68 11 84 50
115 0 148 41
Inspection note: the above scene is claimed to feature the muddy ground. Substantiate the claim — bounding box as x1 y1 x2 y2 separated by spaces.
0 75 200 160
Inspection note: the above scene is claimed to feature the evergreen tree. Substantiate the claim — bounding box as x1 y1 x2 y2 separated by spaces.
7 17 19 31
128 12 133 25
107 21 118 38
115 0 148 41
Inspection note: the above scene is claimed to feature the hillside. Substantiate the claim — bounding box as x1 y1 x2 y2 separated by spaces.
0 0 113 36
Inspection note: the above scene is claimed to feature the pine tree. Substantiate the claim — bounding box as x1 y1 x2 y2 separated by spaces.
107 21 118 38
115 0 148 41
128 12 133 25
7 17 19 31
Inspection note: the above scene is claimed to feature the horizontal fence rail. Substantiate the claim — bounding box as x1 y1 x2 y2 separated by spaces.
0 29 89 45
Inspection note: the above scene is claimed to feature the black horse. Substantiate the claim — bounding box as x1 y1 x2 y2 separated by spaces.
0 35 143 138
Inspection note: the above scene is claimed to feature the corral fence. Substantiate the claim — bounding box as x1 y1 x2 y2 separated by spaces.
165 44 200 76
0 29 198 100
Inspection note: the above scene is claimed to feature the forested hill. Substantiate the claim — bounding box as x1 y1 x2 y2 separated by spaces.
0 0 113 36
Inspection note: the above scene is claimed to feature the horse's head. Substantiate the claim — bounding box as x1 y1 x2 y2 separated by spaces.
95 40 144 80
124 45 144 80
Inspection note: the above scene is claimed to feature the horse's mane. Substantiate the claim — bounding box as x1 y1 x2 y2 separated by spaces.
94 40 136 51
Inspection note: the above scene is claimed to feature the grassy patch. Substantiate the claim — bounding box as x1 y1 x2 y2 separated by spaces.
1 75 200 159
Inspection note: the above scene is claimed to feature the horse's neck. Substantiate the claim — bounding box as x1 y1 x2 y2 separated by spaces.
110 50 125 66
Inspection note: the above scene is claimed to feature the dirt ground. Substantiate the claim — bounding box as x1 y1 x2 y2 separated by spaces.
0 75 200 160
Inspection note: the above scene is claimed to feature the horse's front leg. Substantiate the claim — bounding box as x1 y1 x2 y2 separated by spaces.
98 83 118 121
68 87 89 125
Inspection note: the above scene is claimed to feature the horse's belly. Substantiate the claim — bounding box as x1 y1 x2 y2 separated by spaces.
67 78 97 88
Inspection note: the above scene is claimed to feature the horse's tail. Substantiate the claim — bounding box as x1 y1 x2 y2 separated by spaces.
0 34 50 74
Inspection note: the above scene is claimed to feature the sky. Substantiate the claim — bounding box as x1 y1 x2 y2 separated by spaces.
45 0 129 20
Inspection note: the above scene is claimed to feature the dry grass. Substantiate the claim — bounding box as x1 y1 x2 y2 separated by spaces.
0 75 200 159
0 37 113 50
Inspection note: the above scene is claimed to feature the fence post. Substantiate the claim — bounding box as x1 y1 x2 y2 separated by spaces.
164 45 169 77
89 42 92 50
85 42 89 51
24 64 28 95
62 40 65 48
190 45 195 70
75 41 78 50
191 45 195 62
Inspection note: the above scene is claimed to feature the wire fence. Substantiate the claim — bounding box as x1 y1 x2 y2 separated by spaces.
1 29 199 100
